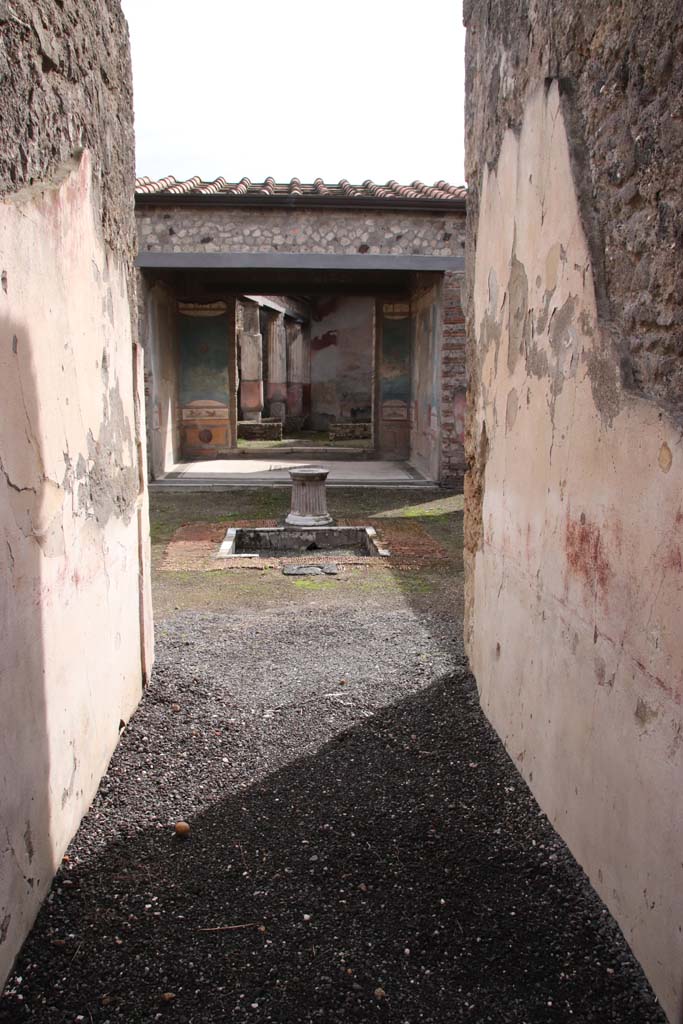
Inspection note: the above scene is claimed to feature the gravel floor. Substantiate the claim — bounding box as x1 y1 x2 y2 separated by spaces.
0 598 666 1023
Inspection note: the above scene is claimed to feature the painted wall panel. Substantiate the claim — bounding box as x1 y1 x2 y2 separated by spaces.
309 296 374 430
377 303 411 457
179 313 230 407
139 280 179 478
410 279 442 480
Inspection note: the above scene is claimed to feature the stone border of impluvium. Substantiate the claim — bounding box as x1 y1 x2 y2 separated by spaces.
216 525 390 559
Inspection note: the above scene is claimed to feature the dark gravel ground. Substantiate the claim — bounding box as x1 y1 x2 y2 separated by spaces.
0 597 667 1024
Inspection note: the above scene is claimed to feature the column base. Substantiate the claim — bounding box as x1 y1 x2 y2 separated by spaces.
284 511 334 528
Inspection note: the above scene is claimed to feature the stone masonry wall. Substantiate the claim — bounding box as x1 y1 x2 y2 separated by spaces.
0 0 136 278
0 0 151 988
464 2 683 1019
464 0 683 425
137 206 465 258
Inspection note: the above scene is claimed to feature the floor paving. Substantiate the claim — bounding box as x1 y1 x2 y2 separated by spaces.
152 458 430 488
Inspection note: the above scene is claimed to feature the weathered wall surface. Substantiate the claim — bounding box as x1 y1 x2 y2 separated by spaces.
138 278 179 478
464 3 683 1019
309 297 374 429
0 0 151 988
137 206 465 258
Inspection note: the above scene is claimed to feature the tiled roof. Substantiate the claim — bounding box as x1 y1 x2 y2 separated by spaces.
135 176 467 209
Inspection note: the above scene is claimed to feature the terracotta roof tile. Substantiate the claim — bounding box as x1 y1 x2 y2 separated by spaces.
134 176 467 208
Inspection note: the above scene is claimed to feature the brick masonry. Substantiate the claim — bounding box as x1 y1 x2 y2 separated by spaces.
238 420 283 441
329 422 372 441
439 271 466 485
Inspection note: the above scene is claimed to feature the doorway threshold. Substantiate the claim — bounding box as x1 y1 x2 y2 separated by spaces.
233 446 377 460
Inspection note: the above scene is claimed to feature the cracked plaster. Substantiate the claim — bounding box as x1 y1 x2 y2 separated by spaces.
0 0 151 986
464 53 683 1022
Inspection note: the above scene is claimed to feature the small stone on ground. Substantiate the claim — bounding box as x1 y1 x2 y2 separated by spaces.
282 563 339 576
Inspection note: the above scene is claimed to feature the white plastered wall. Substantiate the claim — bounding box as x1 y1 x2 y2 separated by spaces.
469 82 683 1021
0 152 152 985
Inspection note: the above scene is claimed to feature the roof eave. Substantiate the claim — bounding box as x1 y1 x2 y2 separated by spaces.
134 192 466 213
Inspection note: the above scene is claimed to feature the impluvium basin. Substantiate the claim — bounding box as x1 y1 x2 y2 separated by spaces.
217 525 389 559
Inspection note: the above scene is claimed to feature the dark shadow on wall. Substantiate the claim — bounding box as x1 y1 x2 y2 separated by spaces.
0 312 51 985
0 670 666 1022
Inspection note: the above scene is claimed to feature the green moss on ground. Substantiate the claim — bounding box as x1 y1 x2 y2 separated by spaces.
149 486 464 619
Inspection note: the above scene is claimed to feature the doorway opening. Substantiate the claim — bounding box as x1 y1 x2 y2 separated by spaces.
139 264 464 486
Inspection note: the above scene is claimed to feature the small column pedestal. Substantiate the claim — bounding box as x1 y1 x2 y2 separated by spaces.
285 466 334 527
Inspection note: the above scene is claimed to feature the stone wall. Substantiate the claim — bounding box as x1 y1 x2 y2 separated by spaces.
238 420 282 442
0 0 151 988
329 422 371 441
464 2 683 1019
137 206 465 258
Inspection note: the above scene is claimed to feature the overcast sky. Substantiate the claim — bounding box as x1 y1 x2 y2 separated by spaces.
120 0 466 187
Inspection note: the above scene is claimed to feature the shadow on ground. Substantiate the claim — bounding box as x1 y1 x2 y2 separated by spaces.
0 486 665 1023
0 673 664 1024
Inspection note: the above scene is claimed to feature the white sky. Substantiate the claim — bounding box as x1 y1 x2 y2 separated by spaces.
121 0 466 187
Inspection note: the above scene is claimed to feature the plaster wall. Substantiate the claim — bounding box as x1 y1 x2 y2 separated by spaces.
0 0 149 986
138 279 179 478
0 152 152 986
137 207 465 259
466 79 682 1020
309 297 374 430
410 278 442 481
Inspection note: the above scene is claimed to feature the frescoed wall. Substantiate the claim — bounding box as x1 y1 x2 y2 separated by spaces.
410 278 442 479
139 279 179 478
377 302 411 457
179 311 230 406
178 308 234 458
309 296 374 430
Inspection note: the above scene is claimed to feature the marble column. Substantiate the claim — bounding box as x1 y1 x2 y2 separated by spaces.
238 300 263 421
266 311 287 423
